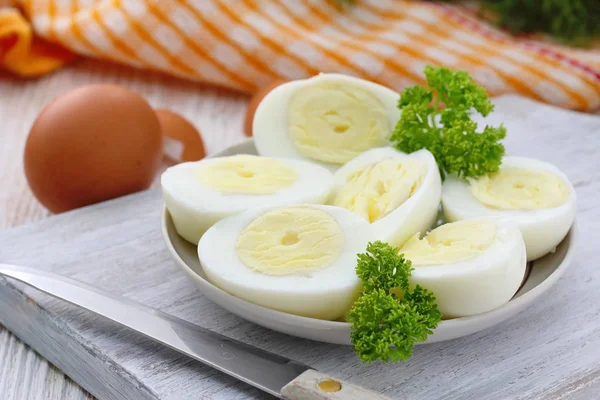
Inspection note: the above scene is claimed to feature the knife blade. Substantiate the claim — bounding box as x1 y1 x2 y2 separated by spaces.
0 264 389 400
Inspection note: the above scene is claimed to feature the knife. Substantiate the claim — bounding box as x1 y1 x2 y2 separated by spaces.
0 264 390 400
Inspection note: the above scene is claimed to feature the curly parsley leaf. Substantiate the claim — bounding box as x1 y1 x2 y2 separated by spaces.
356 241 412 293
347 241 441 363
442 120 506 179
391 65 506 180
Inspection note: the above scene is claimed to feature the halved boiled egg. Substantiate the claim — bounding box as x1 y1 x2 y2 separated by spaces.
442 156 576 260
161 155 333 244
330 147 441 247
252 74 400 170
198 205 372 320
400 219 526 318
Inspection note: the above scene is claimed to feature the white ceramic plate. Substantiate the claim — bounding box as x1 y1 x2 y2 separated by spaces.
161 140 576 345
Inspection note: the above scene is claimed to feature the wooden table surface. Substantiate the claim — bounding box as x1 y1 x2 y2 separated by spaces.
0 59 249 400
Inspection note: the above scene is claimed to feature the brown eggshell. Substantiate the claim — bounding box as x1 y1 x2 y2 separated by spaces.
244 79 286 137
155 109 205 163
24 84 163 213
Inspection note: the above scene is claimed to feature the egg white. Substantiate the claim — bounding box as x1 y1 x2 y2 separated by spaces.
161 156 333 245
198 204 372 320
442 156 576 260
252 73 400 170
331 147 442 248
408 220 527 318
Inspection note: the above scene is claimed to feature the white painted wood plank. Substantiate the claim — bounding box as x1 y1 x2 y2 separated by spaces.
0 60 248 400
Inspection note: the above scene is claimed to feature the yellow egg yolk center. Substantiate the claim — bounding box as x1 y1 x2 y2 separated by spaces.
235 207 344 276
194 155 297 194
288 81 390 165
399 220 497 265
469 168 569 210
333 158 427 223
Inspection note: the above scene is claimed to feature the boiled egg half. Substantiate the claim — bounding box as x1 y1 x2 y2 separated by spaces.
198 205 372 320
161 155 333 244
442 156 576 260
252 74 400 170
330 147 441 247
400 219 526 318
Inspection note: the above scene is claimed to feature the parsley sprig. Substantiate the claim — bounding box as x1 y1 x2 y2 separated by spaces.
347 241 441 363
391 66 506 180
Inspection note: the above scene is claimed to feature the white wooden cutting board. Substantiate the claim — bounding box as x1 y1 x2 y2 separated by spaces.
0 95 599 400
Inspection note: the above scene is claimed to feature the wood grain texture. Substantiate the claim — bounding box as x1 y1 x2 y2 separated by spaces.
0 59 248 400
0 62 599 400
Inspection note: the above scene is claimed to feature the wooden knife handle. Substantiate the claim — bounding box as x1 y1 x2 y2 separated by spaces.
281 370 391 400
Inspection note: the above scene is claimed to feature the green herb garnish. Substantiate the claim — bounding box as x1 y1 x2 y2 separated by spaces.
347 241 441 363
478 0 600 46
391 66 506 180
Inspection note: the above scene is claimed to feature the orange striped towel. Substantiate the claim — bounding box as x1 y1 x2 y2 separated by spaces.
0 5 73 76
2 1 600 111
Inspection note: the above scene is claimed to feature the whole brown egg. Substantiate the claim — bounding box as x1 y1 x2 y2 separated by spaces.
243 79 286 137
24 84 163 213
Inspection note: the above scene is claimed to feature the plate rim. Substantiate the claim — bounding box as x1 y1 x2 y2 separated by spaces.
161 206 577 342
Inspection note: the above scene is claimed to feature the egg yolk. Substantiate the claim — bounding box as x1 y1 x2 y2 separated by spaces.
235 207 344 276
195 155 297 194
470 168 569 210
399 220 497 265
288 81 390 165
333 158 427 223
